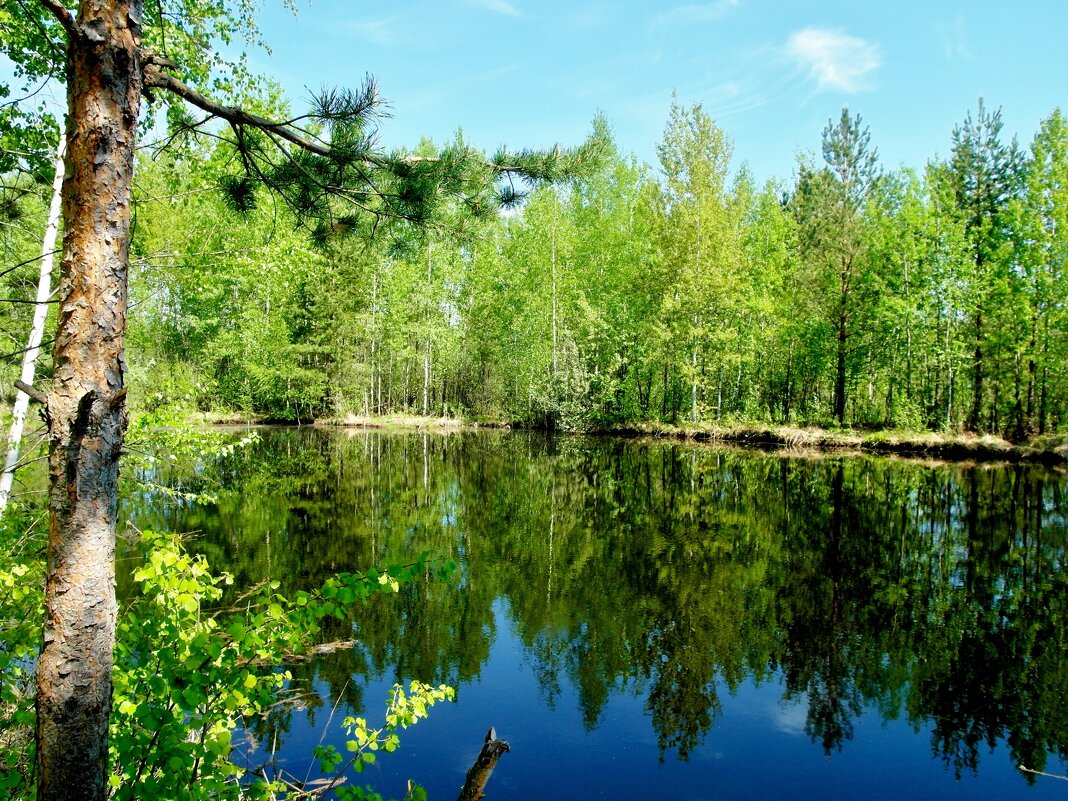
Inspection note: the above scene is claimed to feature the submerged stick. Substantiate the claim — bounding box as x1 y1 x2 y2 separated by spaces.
457 727 510 801
1019 765 1068 782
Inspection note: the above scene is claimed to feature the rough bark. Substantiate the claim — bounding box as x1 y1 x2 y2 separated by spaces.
1024 310 1038 436
35 1 141 799
0 134 65 515
834 319 847 425
967 308 984 432
457 728 510 801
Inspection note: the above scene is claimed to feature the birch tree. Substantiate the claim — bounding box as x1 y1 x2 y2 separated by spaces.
1019 109 1068 434
655 101 738 423
0 134 64 514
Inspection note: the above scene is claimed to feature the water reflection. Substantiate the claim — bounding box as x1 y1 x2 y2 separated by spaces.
125 429 1068 796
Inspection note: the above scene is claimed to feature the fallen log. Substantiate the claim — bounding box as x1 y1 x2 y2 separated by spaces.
457 727 510 801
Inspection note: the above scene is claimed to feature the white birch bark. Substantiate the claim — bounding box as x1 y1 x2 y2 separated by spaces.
0 133 66 515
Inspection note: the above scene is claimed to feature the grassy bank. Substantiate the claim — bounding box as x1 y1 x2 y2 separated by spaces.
603 423 1068 466
315 413 470 430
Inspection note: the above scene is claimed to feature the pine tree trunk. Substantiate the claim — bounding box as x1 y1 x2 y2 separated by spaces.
782 340 793 424
715 365 723 422
1039 361 1048 435
36 3 141 798
0 134 65 515
834 309 847 425
423 243 432 416
904 258 913 405
423 341 431 417
370 270 377 413
661 361 668 420
1025 309 1038 436
968 309 983 431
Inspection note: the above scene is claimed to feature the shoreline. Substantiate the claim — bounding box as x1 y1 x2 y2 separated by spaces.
198 412 1068 466
599 423 1068 466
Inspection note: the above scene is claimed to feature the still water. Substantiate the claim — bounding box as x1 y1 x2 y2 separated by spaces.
126 427 1068 800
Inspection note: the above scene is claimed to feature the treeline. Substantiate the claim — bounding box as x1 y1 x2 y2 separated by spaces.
5 100 1066 437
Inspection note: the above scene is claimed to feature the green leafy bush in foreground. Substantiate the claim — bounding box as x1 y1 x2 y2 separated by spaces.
0 522 454 800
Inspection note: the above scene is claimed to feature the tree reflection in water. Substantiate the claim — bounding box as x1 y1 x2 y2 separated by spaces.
125 428 1068 789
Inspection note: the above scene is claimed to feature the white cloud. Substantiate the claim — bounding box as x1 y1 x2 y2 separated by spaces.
467 0 521 17
657 0 739 24
774 698 808 735
336 17 401 45
937 15 972 61
786 27 881 93
565 4 613 29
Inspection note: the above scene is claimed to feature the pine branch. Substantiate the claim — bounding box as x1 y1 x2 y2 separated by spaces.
144 59 609 238
147 60 608 181
0 250 59 281
13 379 47 405
144 64 335 158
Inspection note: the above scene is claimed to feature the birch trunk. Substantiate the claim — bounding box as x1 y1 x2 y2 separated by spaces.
946 310 954 430
0 134 66 515
423 341 431 417
36 2 142 798
423 243 432 416
551 221 558 388
690 342 698 423
372 271 379 412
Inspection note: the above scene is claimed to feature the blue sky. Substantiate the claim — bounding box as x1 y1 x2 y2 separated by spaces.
6 1 1058 186
250 0 1067 184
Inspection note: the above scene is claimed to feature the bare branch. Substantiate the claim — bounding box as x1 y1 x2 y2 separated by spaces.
0 296 59 305
34 0 77 39
14 379 48 406
0 250 59 281
0 337 55 362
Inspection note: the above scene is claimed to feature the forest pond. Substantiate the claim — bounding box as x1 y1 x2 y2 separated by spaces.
124 427 1068 800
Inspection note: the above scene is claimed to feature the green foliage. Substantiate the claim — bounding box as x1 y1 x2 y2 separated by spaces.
654 100 745 424
790 108 882 425
0 167 57 404
128 146 334 421
0 511 41 798
115 94 1068 437
0 511 452 800
123 405 260 508
110 530 450 801
110 531 278 801
313 681 454 799
938 99 1025 432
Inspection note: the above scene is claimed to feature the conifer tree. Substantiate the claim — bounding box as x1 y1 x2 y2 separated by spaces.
943 99 1022 431
792 108 879 425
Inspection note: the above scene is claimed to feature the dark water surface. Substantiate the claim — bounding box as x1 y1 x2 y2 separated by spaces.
125 427 1068 800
